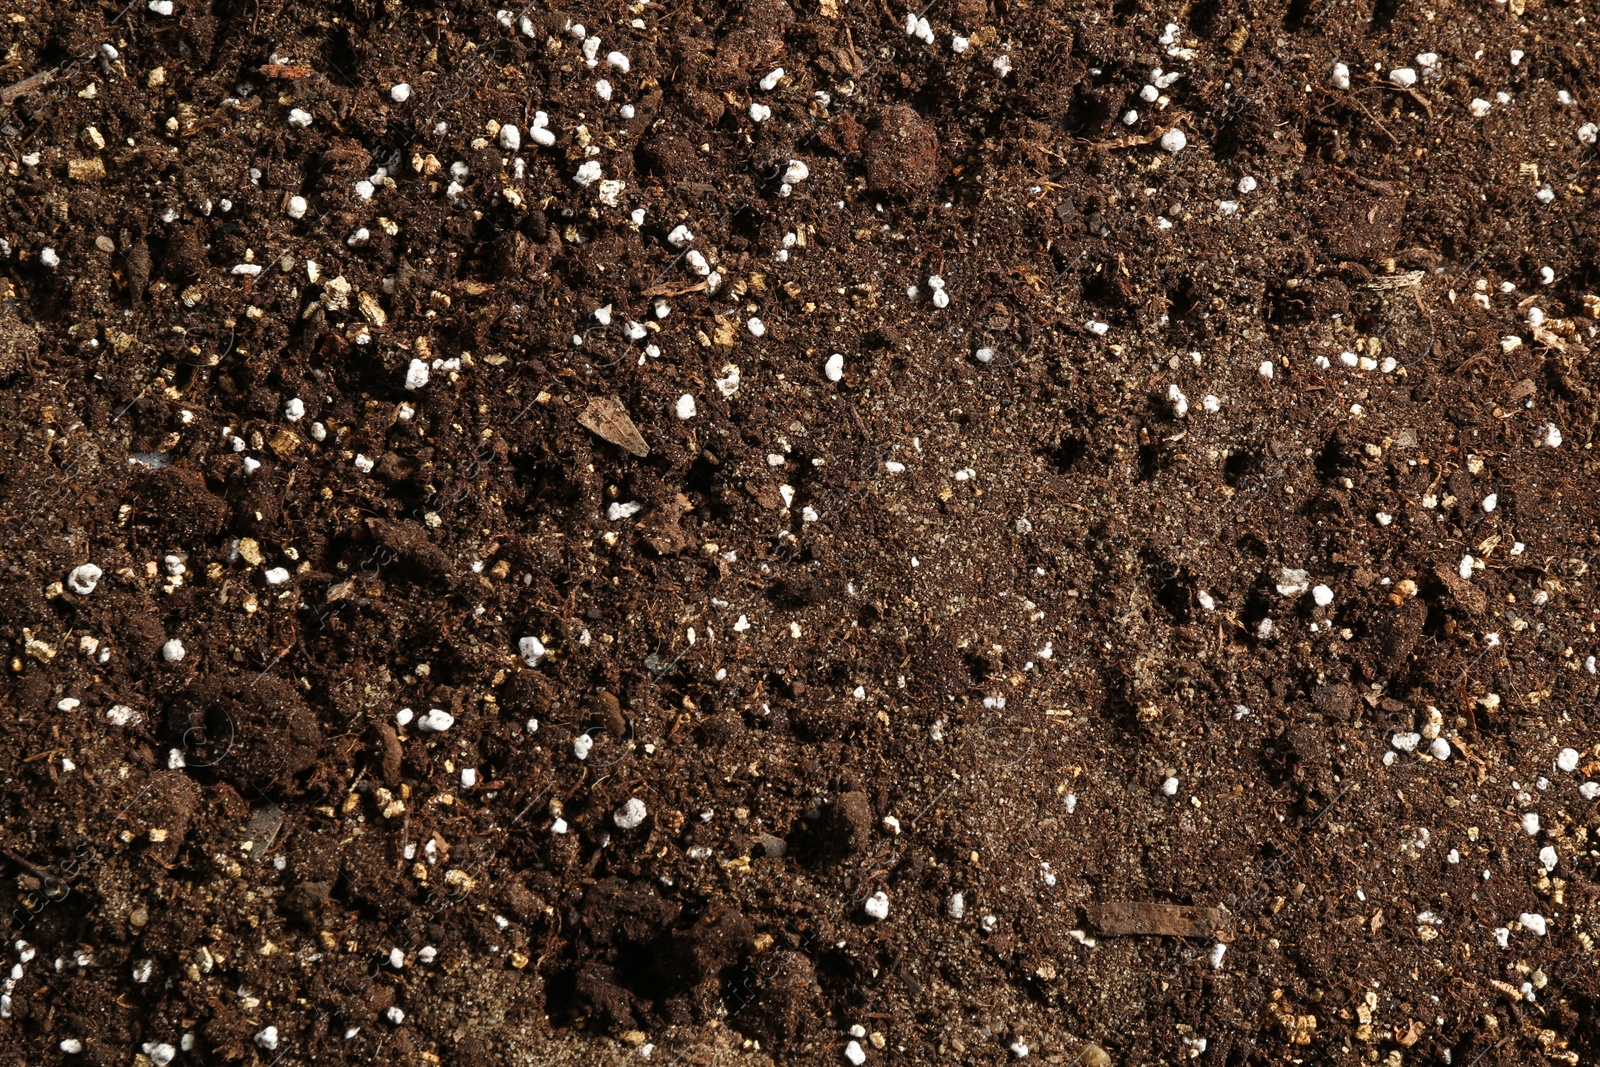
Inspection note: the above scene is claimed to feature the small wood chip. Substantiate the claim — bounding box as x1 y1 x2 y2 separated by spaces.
375 722 403 785
640 280 708 299
0 69 56 106
242 804 284 860
257 63 315 80
1361 270 1424 291
1081 128 1168 153
1085 902 1233 940
579 396 649 457
68 158 107 181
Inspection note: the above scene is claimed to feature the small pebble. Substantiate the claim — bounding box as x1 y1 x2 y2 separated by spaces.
518 636 546 667
531 112 556 146
417 708 454 733
67 564 103 595
404 358 430 390
613 798 648 830
390 83 411 103
607 501 643 521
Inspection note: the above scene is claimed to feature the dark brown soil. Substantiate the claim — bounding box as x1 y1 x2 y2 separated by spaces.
5 1 1600 1065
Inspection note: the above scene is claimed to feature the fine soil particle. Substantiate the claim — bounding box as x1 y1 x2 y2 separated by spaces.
4 1 1600 1065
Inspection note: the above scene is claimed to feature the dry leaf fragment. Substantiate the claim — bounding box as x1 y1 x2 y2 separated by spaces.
579 396 649 457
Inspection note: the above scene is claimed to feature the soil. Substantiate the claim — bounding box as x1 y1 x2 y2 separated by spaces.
4 1 1600 1065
